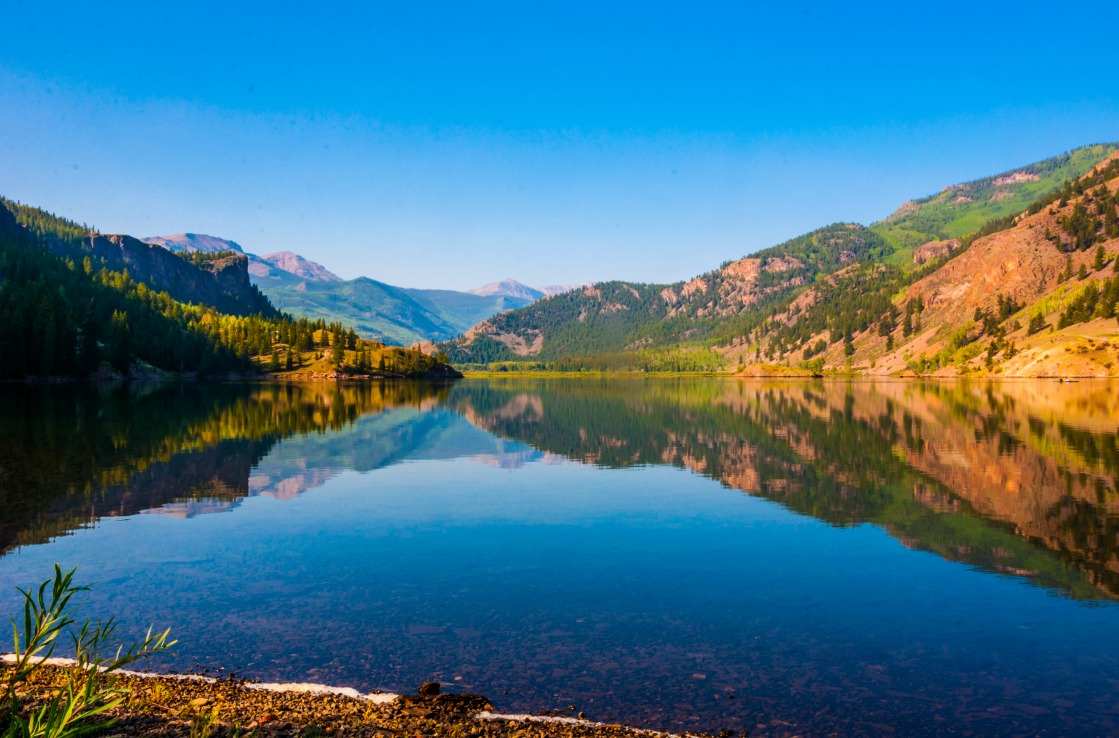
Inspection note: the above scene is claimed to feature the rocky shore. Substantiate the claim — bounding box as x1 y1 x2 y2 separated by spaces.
3 663 726 738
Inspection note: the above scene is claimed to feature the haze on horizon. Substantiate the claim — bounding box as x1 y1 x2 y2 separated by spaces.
1 1 1117 291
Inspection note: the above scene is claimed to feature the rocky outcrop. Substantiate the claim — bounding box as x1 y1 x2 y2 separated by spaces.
63 234 278 317
913 239 958 264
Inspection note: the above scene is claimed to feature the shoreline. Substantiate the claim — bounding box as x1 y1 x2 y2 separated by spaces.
1 657 729 738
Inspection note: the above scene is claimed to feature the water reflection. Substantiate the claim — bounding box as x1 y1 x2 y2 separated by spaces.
448 378 1119 601
2 379 1117 601
0 382 455 550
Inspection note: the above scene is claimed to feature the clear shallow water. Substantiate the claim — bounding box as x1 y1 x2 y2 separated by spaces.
1 379 1118 736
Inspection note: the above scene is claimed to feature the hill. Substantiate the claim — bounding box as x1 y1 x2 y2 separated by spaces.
871 143 1119 260
8 206 278 318
443 222 895 369
800 152 1119 377
439 143 1119 372
0 197 460 380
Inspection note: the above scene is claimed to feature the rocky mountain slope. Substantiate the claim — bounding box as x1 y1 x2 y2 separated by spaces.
1 210 277 318
440 143 1119 373
761 152 1119 377
0 196 463 380
258 250 342 282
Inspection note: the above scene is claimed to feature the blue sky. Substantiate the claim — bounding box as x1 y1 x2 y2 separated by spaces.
1 1 1117 290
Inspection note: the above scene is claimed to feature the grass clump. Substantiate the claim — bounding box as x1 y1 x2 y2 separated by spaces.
1 565 174 738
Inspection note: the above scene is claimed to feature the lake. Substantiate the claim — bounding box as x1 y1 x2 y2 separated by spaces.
1 378 1117 737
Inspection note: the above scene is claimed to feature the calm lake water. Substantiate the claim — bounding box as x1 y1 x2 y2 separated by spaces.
1 378 1118 737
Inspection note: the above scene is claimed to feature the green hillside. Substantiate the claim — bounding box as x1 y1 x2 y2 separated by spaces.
871 143 1119 261
405 288 533 334
441 223 895 369
252 273 532 346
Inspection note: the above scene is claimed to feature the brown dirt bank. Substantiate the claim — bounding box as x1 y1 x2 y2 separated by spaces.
3 663 760 738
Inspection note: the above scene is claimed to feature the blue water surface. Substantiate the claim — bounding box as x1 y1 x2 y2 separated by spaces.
1 380 1117 737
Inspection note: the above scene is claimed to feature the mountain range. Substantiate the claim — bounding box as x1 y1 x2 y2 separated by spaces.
143 234 574 346
0 197 463 380
6 141 1119 377
439 143 1119 377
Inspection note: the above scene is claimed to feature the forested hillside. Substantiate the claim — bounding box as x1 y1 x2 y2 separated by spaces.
439 143 1119 374
0 198 460 380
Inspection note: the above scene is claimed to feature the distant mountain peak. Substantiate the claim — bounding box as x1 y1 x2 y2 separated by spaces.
468 279 544 301
143 233 245 254
540 283 591 296
260 251 342 282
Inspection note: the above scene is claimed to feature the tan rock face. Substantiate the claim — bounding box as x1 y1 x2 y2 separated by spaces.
76 234 273 317
913 239 959 265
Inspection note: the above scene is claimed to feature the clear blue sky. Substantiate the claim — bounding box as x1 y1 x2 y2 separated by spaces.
1 1 1117 290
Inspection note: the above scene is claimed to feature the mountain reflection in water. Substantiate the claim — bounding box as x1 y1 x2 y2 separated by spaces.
5 379 1112 601
1 378 1118 736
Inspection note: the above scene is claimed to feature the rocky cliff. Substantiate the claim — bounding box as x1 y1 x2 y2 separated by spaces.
63 233 278 317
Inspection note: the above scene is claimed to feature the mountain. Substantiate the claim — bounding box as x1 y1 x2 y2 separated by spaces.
468 279 587 299
144 233 542 345
259 250 342 282
404 288 535 336
143 232 246 254
0 197 272 377
469 279 545 301
808 151 1119 377
9 209 278 319
0 197 461 380
440 143 1119 372
541 283 590 296
442 222 893 369
240 274 538 346
143 234 341 285
871 144 1119 259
